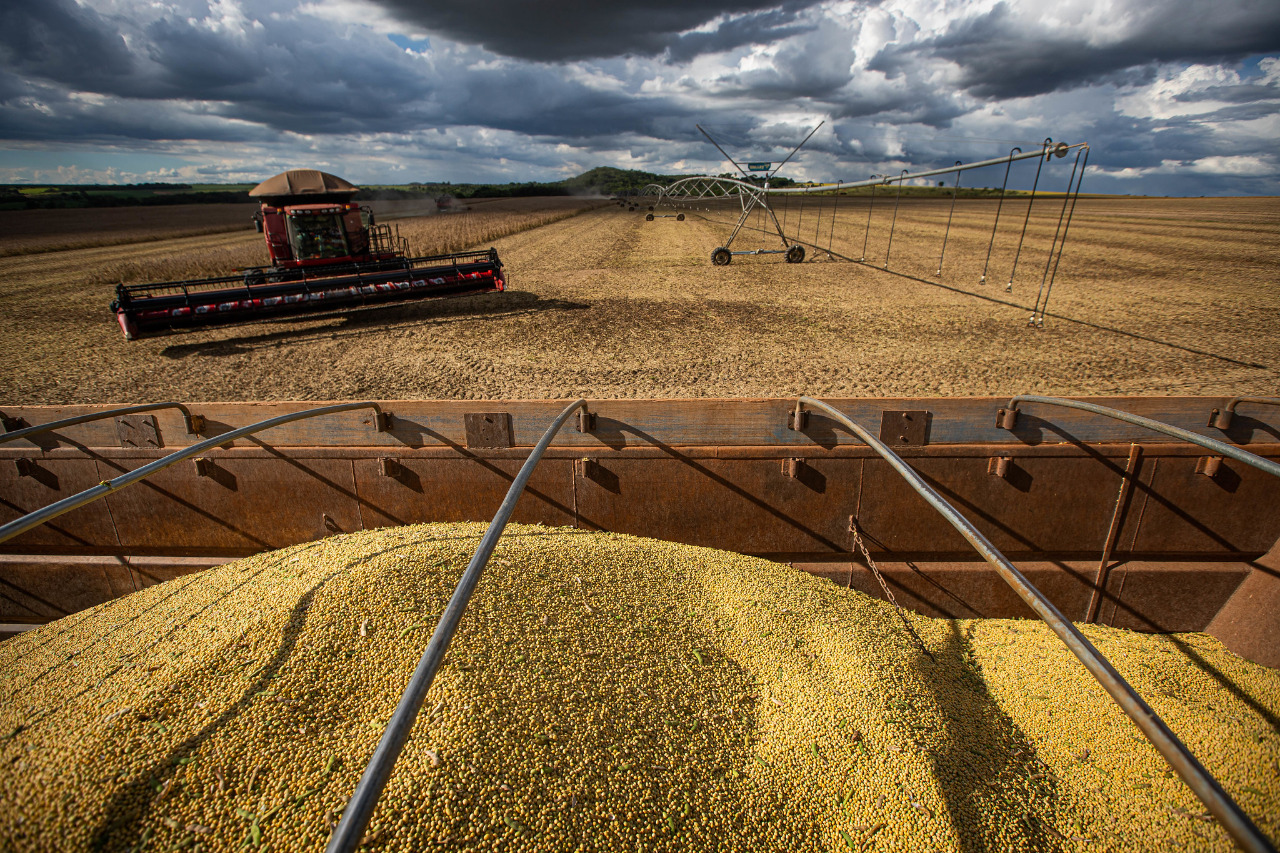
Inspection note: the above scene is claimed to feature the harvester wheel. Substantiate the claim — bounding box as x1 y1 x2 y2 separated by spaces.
785 245 806 264
645 213 655 221
648 206 654 211
677 213 685 221
711 247 732 266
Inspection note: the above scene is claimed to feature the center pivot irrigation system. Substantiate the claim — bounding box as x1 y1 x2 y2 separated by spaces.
639 125 1089 327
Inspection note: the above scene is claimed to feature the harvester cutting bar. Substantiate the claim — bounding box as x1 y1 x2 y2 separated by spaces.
794 396 1275 853
112 249 504 340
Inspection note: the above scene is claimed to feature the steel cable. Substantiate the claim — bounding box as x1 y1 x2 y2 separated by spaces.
936 162 963 276
1006 139 1051 292
884 170 908 269
980 147 1020 284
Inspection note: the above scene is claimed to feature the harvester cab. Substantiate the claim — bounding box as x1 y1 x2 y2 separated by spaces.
111 169 504 340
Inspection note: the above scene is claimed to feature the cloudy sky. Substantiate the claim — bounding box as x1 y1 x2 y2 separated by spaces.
1 0 1278 195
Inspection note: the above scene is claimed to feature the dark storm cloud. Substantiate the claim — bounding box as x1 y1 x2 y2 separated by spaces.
371 0 827 61
662 7 819 64
874 0 1280 99
1 0 1276 194
0 0 702 142
0 0 133 89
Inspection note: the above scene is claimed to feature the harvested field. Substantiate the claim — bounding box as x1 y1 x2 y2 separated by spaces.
0 197 546 258
0 196 1276 403
2 524 1277 852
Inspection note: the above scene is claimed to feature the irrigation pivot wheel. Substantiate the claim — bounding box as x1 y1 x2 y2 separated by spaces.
645 213 655 221
711 247 732 266
785 245 806 264
676 213 685 221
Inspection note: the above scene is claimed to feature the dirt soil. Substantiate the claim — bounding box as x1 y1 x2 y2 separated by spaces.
0 196 1276 404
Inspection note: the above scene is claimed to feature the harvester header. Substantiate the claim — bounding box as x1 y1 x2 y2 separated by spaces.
111 169 505 340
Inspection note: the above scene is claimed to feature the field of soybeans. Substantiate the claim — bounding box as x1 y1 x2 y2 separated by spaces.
0 194 1276 404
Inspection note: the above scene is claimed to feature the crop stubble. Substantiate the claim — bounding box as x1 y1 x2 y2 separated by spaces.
0 196 1275 403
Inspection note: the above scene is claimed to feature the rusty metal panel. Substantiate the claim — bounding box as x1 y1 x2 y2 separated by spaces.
101 456 362 553
878 410 931 446
127 559 221 589
1207 543 1280 669
8 397 1278 451
1098 562 1250 632
856 455 1125 557
464 413 513 449
574 456 860 553
1119 455 1280 556
0 458 119 551
0 557 134 621
792 559 1098 620
353 456 575 529
115 415 162 448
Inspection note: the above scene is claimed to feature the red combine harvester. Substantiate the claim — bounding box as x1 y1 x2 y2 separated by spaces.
111 170 505 340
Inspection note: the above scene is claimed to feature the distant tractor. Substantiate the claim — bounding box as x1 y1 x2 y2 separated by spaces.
111 170 504 340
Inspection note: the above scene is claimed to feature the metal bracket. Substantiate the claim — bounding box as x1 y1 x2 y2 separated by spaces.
1196 456 1224 478
787 408 809 431
996 407 1019 430
782 458 803 479
1207 408 1232 430
379 457 404 479
464 413 512 449
186 413 206 435
1 415 28 433
193 457 214 477
374 411 392 432
15 458 36 477
988 456 1010 478
115 414 161 448
576 409 596 433
879 410 931 446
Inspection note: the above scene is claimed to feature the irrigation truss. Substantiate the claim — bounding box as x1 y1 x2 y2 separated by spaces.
638 131 1090 327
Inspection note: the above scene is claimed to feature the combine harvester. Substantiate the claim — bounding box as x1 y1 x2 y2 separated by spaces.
110 170 505 340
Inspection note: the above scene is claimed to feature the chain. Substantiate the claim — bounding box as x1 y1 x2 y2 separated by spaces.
850 519 904 610
850 518 932 657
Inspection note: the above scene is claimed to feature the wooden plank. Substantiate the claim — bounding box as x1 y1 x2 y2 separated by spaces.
2 397 1276 450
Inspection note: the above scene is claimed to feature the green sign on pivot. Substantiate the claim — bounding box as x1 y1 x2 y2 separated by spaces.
747 162 771 171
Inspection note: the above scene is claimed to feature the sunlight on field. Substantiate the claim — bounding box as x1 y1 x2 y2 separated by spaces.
0 196 1276 404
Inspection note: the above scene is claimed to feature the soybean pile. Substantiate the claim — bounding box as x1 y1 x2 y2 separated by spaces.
2 524 1277 852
